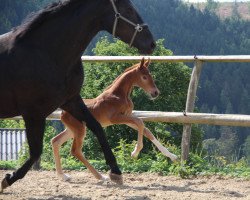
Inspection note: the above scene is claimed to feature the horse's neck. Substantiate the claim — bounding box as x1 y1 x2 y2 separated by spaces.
16 0 104 66
109 71 136 99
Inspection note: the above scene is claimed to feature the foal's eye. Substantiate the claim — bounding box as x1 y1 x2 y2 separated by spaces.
142 75 147 80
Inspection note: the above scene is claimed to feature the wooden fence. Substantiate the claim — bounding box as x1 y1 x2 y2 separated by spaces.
0 129 26 161
80 55 250 161
4 55 250 162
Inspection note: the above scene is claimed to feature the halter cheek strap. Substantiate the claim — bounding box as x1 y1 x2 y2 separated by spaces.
110 0 148 47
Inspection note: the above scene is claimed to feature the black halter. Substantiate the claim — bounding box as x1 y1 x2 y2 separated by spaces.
110 0 148 47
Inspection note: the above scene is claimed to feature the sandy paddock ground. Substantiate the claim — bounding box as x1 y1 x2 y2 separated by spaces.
0 170 250 200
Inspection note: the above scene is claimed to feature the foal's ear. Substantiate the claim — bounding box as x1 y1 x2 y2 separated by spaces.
144 58 151 68
139 57 145 69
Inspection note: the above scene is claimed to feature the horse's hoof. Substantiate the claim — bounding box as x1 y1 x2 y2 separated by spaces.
109 173 123 185
1 178 9 193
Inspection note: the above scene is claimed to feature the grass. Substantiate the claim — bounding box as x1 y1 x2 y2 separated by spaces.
1 142 249 180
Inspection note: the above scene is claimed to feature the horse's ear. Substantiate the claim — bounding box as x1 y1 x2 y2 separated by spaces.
144 58 151 68
139 57 145 69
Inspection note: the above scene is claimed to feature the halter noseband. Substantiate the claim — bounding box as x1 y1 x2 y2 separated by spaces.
110 0 148 47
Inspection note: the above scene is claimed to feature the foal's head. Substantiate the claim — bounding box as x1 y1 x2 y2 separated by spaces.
134 58 160 99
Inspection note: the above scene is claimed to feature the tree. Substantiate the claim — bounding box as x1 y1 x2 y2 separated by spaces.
206 0 219 13
217 127 239 162
80 37 203 158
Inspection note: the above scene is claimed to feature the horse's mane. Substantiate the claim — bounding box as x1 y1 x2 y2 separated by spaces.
103 63 140 91
13 0 84 41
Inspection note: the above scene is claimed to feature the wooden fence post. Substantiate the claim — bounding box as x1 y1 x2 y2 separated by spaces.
181 60 203 162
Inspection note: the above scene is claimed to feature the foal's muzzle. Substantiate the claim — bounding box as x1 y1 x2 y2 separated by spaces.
150 89 160 99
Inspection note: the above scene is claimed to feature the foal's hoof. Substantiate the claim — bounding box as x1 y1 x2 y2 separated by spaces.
1 178 9 193
109 173 123 185
170 154 179 162
131 151 139 159
100 175 110 182
57 173 71 182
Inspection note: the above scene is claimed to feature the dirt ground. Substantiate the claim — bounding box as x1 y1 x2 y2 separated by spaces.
0 170 250 200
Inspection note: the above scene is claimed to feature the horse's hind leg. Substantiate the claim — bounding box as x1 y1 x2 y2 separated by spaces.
51 128 73 181
143 128 178 161
70 123 108 181
1 117 45 193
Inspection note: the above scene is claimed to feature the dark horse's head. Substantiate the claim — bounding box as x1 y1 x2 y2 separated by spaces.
102 0 155 54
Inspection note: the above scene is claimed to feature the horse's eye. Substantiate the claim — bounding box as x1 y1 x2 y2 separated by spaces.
142 75 147 80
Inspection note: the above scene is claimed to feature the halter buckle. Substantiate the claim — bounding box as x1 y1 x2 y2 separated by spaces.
135 24 143 32
115 13 121 18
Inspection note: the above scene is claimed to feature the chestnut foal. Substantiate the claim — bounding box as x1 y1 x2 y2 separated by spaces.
51 58 178 181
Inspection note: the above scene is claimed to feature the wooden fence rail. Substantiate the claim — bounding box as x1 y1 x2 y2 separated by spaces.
3 55 250 162
15 110 250 128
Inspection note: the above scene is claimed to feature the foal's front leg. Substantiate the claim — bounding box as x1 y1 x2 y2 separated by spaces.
110 114 145 158
143 128 178 161
127 124 178 161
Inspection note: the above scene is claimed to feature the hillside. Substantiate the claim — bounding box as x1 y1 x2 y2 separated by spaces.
192 2 250 20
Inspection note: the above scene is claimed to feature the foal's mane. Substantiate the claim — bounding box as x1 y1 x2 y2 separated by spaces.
13 0 85 41
104 63 140 91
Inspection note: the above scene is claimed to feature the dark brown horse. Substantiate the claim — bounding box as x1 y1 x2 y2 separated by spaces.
0 0 155 192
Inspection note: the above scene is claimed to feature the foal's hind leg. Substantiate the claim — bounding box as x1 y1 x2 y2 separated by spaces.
51 128 73 181
70 122 109 181
1 117 45 193
61 96 122 185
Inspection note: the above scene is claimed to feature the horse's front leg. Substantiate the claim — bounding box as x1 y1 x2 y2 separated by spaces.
1 116 46 193
110 114 145 158
60 95 122 185
51 128 73 181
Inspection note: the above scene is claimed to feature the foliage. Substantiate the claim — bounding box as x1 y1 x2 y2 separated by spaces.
3 139 249 179
243 135 250 164
205 0 219 13
0 160 17 170
0 119 25 129
203 126 241 164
